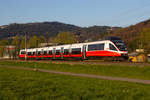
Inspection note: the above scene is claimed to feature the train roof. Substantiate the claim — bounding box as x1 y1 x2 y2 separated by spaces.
84 40 110 44
20 40 114 51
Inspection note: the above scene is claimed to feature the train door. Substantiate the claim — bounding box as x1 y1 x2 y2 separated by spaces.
82 45 87 59
41 49 44 59
60 47 64 59
52 48 56 59
36 49 38 60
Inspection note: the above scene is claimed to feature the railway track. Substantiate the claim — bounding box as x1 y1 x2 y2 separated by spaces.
2 59 150 67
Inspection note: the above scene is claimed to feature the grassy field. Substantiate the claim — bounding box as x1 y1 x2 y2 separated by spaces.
0 61 150 80
0 67 150 100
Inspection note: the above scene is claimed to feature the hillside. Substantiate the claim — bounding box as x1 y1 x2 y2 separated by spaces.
0 22 118 42
0 22 81 39
1 19 150 52
108 19 150 52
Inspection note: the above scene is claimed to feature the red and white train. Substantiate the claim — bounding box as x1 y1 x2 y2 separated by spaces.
19 37 128 61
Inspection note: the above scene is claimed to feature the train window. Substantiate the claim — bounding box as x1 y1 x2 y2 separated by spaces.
71 48 81 55
109 43 117 51
56 50 60 55
33 52 36 55
64 49 69 55
48 50 52 55
43 51 47 55
21 51 25 54
38 51 41 55
88 43 104 51
27 52 31 56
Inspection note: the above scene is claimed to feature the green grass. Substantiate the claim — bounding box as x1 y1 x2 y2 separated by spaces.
0 67 150 100
0 61 150 80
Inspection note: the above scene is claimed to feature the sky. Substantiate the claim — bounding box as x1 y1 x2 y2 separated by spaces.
0 0 150 27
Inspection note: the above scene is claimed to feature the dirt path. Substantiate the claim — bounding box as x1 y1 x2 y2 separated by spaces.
1 65 150 85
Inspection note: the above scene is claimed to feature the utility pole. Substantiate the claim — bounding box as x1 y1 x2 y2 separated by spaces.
8 33 11 60
25 32 27 61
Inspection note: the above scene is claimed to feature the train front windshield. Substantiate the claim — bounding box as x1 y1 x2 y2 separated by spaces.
112 40 127 51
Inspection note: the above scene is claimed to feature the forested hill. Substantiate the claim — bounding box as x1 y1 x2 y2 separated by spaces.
0 22 81 39
1 19 150 52
108 19 150 52
0 22 119 41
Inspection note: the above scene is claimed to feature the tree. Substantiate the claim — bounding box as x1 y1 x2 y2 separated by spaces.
54 32 77 44
12 36 20 59
12 36 20 46
28 36 39 48
20 37 25 49
139 28 150 49
0 47 4 57
0 40 9 57
20 35 46 49
0 40 9 46
39 36 46 43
